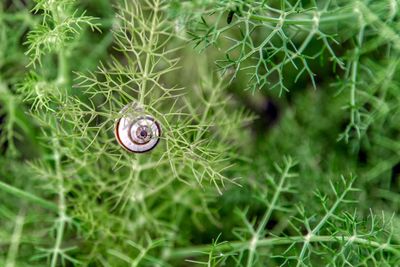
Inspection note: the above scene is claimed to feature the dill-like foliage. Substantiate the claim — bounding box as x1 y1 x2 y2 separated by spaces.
186 0 400 143
1 0 400 266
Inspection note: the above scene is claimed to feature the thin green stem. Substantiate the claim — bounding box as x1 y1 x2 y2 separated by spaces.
5 209 25 267
57 49 69 87
50 4 70 88
296 180 354 266
139 0 160 105
194 79 221 142
50 134 67 267
249 10 355 25
341 2 365 142
246 159 292 267
0 180 57 212
168 235 400 260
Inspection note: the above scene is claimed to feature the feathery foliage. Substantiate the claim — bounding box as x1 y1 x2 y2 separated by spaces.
1 0 400 266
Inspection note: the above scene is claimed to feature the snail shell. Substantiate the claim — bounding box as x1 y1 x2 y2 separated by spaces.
114 103 161 153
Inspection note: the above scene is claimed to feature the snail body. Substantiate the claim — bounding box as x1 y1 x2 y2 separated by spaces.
115 103 161 153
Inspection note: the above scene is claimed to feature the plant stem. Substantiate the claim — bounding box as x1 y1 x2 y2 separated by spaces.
50 4 70 89
249 10 355 26
246 159 292 267
168 235 400 260
5 209 25 267
295 178 355 266
0 180 58 211
139 0 160 105
57 49 69 87
50 134 67 267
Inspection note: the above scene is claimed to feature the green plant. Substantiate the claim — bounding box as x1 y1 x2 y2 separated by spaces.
1 0 400 266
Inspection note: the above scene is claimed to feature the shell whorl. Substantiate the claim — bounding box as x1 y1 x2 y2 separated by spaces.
115 103 161 153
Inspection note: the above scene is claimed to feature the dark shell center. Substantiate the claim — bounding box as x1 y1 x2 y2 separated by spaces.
140 130 147 138
135 126 152 142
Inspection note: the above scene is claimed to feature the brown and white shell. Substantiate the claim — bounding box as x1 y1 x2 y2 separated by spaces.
114 103 161 153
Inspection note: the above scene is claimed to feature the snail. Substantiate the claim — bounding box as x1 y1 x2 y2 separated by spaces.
114 102 161 153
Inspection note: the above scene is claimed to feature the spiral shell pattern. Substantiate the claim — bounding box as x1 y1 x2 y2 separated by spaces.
115 103 161 153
